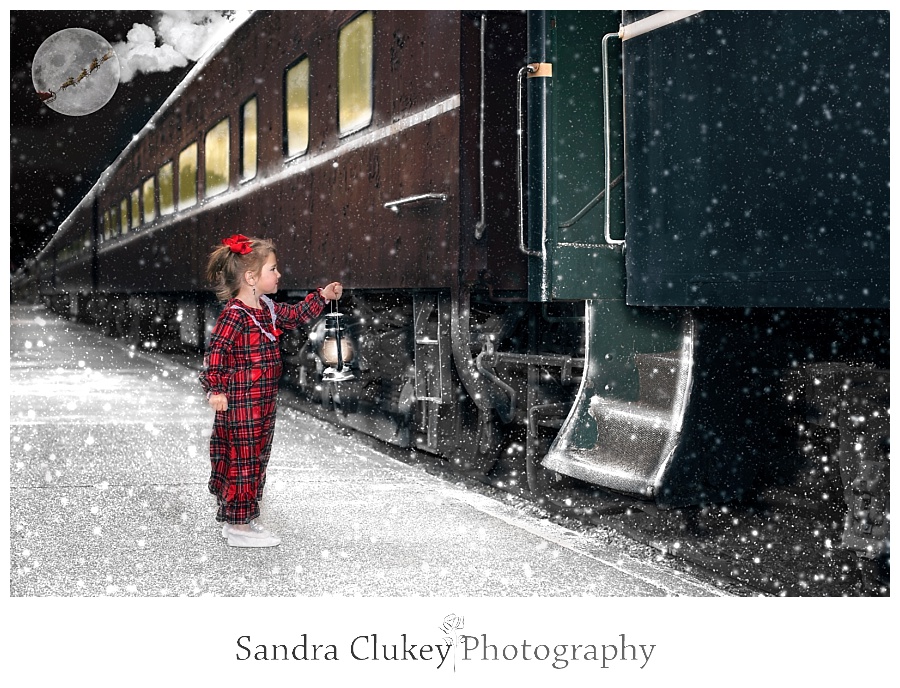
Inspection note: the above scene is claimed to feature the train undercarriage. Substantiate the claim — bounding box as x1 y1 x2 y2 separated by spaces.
44 284 889 596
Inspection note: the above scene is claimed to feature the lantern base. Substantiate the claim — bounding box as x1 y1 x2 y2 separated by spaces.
323 366 355 382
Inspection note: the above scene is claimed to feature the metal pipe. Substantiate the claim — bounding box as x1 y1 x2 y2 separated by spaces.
479 350 584 385
475 351 516 423
526 402 572 493
474 14 488 240
449 285 518 427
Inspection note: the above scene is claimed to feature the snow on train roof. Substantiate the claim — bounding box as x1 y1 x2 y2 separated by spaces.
39 11 256 260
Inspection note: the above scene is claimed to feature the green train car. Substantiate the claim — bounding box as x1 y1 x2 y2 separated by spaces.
524 11 888 564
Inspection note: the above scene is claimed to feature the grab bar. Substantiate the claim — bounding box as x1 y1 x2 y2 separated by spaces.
517 64 541 256
383 193 448 213
601 32 625 246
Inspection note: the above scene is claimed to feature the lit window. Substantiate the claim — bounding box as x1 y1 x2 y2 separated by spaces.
120 198 129 234
159 161 175 216
103 209 111 240
285 58 309 157
338 12 373 135
205 118 230 197
142 177 156 224
131 189 140 229
241 97 258 180
179 142 198 209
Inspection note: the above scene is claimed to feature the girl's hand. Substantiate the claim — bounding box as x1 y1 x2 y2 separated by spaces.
208 393 228 412
321 282 343 301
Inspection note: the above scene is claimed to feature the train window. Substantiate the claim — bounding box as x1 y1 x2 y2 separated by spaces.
241 97 258 181
103 209 111 240
179 142 198 209
338 12 373 136
205 117 230 198
284 58 309 158
120 198 129 235
142 177 156 224
130 189 140 230
159 161 175 216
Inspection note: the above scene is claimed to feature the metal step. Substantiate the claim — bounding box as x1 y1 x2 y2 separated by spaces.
542 306 695 502
634 352 680 408
572 396 682 496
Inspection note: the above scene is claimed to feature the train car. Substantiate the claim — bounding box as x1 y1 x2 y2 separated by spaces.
527 10 888 569
27 10 888 574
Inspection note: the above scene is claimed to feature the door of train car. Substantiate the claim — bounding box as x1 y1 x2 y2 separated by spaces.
522 9 686 415
523 10 625 303
371 10 462 291
525 10 691 503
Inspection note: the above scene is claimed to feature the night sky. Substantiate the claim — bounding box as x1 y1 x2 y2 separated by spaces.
9 11 192 271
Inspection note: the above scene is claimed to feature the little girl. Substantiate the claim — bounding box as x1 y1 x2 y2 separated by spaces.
200 233 342 548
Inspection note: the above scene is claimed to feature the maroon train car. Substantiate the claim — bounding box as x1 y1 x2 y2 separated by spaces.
34 10 562 474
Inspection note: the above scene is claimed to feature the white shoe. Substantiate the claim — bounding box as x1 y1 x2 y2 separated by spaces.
227 529 281 548
224 522 281 548
221 521 272 538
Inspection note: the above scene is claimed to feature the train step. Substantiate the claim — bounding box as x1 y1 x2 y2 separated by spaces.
633 351 680 408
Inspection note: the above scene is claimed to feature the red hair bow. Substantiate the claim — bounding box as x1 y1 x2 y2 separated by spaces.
222 234 252 255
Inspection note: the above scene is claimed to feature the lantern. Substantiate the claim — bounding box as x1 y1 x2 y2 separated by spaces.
320 306 355 382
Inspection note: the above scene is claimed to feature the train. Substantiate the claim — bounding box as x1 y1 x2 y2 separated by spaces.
16 10 889 578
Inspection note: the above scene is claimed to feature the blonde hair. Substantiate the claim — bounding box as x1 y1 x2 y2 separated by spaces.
206 236 276 301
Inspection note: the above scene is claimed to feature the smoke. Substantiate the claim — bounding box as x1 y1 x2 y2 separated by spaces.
113 10 250 83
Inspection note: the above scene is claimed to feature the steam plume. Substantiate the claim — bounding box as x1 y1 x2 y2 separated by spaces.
113 10 249 83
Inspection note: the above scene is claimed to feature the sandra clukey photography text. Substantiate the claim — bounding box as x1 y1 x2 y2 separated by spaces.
235 632 656 670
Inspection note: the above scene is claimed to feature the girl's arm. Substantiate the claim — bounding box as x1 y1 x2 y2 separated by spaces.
199 307 241 401
274 288 329 331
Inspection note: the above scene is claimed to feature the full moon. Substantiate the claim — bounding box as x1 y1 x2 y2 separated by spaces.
32 28 120 116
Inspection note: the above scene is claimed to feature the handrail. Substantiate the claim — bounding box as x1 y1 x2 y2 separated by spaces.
517 64 541 256
558 171 624 229
383 193 448 213
602 32 626 246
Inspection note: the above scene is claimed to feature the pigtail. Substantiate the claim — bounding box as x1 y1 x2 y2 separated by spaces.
206 244 235 302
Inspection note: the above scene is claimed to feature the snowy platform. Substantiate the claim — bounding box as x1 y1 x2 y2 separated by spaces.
9 303 730 597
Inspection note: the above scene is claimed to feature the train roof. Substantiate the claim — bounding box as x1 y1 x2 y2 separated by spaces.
35 11 257 263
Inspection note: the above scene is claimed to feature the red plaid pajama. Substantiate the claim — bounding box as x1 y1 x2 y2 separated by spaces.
200 292 325 524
